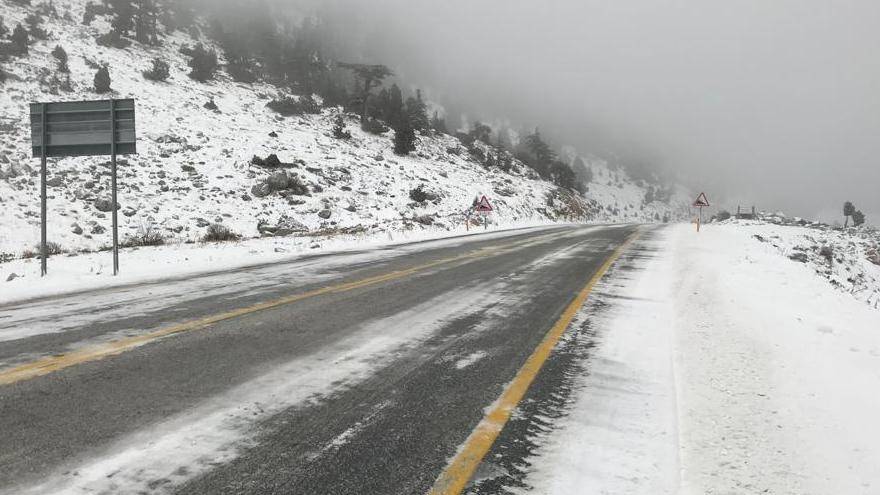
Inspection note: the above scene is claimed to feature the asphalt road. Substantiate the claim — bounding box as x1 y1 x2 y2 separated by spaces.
0 224 642 494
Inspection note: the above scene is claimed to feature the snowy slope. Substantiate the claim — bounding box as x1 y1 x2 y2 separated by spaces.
516 223 880 494
723 218 880 309
0 0 688 260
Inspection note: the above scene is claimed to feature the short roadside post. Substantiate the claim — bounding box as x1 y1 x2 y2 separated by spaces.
692 192 710 232
30 99 137 276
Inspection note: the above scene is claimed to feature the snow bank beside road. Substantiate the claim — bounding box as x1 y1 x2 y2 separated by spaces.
524 223 880 494
522 229 680 494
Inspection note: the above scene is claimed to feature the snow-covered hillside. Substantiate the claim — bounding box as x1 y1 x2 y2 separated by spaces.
0 0 689 261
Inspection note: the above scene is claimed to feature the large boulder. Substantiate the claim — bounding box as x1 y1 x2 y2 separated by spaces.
251 182 271 198
94 198 119 212
259 215 308 237
264 154 282 168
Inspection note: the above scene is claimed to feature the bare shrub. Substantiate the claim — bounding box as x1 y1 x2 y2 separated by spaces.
122 223 166 247
202 223 240 243
22 242 64 259
267 95 320 116
361 118 389 135
143 58 170 82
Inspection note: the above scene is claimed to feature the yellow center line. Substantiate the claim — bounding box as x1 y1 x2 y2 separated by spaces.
428 229 641 495
0 231 567 387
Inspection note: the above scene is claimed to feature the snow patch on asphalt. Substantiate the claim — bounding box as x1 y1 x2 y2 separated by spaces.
454 351 488 369
319 399 394 455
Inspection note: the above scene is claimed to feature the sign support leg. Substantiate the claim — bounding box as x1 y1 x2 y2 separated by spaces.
110 99 119 276
111 152 118 275
40 103 48 277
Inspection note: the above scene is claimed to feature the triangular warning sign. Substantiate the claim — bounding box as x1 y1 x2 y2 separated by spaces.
475 195 493 212
693 192 710 207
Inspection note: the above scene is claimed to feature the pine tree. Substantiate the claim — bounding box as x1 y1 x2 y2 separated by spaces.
549 160 576 190
25 13 48 40
843 201 855 227
384 84 405 129
94 65 111 93
315 71 349 109
109 0 134 37
393 121 417 155
11 24 29 56
97 1 133 50
470 122 492 144
82 2 103 26
368 88 389 120
134 0 159 45
852 210 866 227
523 128 555 177
405 89 429 133
339 63 393 122
51 45 69 73
188 43 218 82
332 115 352 140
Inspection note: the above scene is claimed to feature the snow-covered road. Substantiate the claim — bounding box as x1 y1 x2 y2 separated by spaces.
0 224 639 494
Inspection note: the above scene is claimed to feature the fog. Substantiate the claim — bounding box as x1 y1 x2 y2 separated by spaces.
272 0 880 223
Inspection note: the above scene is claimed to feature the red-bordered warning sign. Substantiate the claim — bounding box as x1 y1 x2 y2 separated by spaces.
474 195 493 213
693 192 710 207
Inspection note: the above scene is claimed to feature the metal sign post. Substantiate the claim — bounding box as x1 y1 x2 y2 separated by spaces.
110 99 119 275
692 192 710 232
30 99 137 276
40 103 48 277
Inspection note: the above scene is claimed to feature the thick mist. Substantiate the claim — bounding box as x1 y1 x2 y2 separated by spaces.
268 0 880 222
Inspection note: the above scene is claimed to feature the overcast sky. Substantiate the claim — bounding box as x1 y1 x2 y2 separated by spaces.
308 0 880 222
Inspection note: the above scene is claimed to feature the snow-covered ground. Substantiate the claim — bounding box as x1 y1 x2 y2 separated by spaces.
732 218 880 309
0 0 689 264
523 222 880 494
